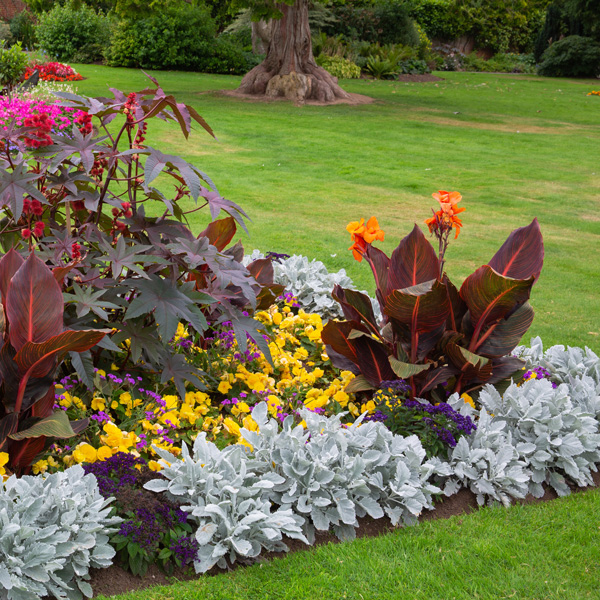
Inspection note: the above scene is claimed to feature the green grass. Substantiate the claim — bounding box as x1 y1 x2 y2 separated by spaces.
98 487 600 600
68 67 600 599
71 66 600 352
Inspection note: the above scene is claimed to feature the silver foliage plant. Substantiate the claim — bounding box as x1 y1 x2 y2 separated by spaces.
144 434 308 574
429 408 531 507
0 465 119 600
478 379 600 497
145 403 440 570
244 403 440 543
244 251 381 322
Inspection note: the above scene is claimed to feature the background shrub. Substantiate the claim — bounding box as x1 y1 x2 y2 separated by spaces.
538 35 600 77
36 1 110 62
107 4 249 73
0 41 28 89
323 0 420 47
316 54 361 79
10 10 36 49
409 0 465 41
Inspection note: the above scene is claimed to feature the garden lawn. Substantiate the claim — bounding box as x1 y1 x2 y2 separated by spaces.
97 486 600 600
72 66 600 352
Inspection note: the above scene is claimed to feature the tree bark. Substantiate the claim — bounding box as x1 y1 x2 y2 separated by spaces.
238 0 351 103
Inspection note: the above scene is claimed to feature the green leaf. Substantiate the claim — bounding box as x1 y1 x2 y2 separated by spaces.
63 283 120 319
344 375 374 393
8 410 79 441
388 356 430 379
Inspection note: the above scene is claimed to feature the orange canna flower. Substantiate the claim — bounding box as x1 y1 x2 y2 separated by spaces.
426 191 465 238
346 216 384 261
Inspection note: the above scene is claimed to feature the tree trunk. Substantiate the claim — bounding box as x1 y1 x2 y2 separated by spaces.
238 0 351 103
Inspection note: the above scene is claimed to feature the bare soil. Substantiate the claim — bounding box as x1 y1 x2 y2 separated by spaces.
88 469 600 598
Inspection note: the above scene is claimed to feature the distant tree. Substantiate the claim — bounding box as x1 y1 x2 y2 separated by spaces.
233 0 351 103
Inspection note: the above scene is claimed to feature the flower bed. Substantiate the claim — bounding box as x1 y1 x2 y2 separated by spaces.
23 61 84 82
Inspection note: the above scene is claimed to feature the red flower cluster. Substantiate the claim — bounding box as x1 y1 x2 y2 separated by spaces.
23 198 44 216
23 112 54 148
74 111 92 135
23 62 84 83
71 242 82 260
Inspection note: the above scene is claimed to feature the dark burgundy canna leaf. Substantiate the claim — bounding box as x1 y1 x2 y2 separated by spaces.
476 302 535 358
8 435 45 470
0 413 18 450
332 286 379 336
443 274 467 332
6 253 63 353
364 244 390 297
199 217 237 252
0 248 24 306
488 218 544 282
388 224 440 291
446 343 493 381
351 336 397 387
15 329 107 378
419 366 457 394
460 265 534 352
322 320 369 365
247 258 274 285
385 279 450 333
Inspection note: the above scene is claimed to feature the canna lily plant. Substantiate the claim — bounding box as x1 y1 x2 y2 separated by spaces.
0 250 106 475
322 191 544 402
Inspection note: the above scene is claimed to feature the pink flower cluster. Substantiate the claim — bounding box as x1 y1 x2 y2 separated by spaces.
0 96 80 133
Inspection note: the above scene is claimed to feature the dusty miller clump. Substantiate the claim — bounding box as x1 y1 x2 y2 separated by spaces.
144 435 308 574
429 408 530 507
478 378 600 497
244 403 440 542
0 465 119 600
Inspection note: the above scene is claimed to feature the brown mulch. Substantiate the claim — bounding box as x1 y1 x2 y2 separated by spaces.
87 469 600 598
217 89 375 106
396 74 444 83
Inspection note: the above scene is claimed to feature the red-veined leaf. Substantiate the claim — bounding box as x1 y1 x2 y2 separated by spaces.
199 217 237 251
388 224 439 291
15 329 107 378
488 218 544 282
460 265 534 351
8 436 45 470
0 413 18 450
321 320 369 365
419 366 457 394
364 245 390 297
446 343 493 381
0 248 23 305
385 279 450 332
6 253 63 352
476 302 535 358
332 286 379 336
247 258 274 285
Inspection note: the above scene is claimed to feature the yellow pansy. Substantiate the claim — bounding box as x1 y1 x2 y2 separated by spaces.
32 459 49 474
0 452 8 477
91 397 106 411
97 446 113 461
460 393 476 409
218 381 232 394
231 402 250 416
73 443 98 464
223 417 241 437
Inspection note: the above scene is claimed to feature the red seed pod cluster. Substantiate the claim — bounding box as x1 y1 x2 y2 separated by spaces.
134 121 147 148
23 198 44 216
24 112 54 148
123 92 138 123
74 111 93 135
91 156 108 180
33 221 45 237
71 242 81 260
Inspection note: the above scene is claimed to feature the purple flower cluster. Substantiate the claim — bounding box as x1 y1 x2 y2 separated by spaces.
401 398 477 447
379 379 411 394
170 535 199 566
277 291 300 308
524 366 558 388
119 514 162 551
265 251 291 262
83 452 145 498
363 410 389 423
